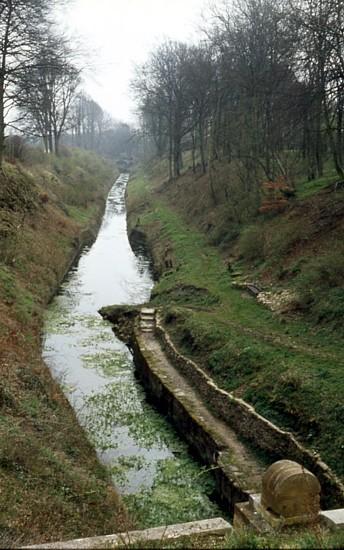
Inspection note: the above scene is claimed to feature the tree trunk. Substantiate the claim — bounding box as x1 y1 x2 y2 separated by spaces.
324 96 344 180
168 133 173 181
54 127 60 156
173 138 181 178
191 129 196 173
0 1 12 170
0 84 4 168
199 117 206 174
336 89 343 168
173 115 182 178
43 135 49 154
315 101 323 178
208 118 218 206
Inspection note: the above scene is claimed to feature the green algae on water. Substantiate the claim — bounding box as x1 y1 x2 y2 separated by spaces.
82 378 223 527
81 350 131 378
124 456 220 528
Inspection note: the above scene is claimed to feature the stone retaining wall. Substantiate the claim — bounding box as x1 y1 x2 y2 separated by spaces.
131 333 251 515
155 317 344 509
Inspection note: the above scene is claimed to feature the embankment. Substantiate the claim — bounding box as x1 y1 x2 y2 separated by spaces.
153 317 344 509
0 152 129 547
125 168 344 491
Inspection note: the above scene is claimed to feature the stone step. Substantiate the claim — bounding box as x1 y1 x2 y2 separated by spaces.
141 308 156 316
320 509 344 530
140 322 155 329
140 314 155 321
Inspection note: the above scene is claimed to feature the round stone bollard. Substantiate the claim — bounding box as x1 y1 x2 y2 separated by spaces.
261 460 321 520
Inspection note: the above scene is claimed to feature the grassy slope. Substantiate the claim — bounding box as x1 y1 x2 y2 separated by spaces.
0 151 130 546
126 166 344 492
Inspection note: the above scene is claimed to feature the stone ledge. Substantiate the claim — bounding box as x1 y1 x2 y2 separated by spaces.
24 518 232 549
320 509 344 530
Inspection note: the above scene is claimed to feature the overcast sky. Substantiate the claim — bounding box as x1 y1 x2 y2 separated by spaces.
57 0 209 124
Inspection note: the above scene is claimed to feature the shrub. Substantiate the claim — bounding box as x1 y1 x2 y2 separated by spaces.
210 222 241 247
238 224 265 263
296 245 344 325
265 218 307 259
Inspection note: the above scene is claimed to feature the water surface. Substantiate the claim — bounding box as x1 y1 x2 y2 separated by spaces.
43 174 222 526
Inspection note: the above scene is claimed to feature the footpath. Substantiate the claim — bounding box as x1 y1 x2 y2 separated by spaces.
133 307 267 511
141 331 265 489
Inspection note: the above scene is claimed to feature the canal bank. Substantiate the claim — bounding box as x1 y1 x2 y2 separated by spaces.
0 154 129 546
42 174 224 529
124 170 344 505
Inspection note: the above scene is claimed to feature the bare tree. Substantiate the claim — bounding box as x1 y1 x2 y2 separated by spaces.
132 0 344 216
69 93 105 151
16 32 81 155
0 0 51 166
293 0 344 179
132 40 194 179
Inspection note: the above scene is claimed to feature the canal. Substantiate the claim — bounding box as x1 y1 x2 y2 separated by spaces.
42 173 222 528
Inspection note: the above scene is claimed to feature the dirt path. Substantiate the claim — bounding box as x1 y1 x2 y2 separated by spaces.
140 332 266 492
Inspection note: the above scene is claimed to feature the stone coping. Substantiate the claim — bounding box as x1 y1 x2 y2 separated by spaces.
24 518 232 549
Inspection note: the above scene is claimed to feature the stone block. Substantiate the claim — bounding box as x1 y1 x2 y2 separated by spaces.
140 308 156 316
320 509 344 530
24 518 232 549
233 502 272 534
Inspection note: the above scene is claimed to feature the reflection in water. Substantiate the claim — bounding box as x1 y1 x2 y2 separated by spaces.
43 174 221 527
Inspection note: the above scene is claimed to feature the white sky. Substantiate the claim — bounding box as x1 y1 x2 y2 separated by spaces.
57 0 210 124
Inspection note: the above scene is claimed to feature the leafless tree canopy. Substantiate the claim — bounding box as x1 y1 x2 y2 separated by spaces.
132 0 344 193
0 0 134 165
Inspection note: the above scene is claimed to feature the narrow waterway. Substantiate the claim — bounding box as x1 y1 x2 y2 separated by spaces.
43 174 222 528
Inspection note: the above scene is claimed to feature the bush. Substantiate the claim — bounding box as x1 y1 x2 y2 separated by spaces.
307 288 344 325
22 145 48 166
210 222 241 247
238 224 265 263
296 245 344 325
265 218 307 259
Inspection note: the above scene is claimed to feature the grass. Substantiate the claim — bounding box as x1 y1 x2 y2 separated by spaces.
127 172 344 489
296 172 338 199
67 204 98 224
